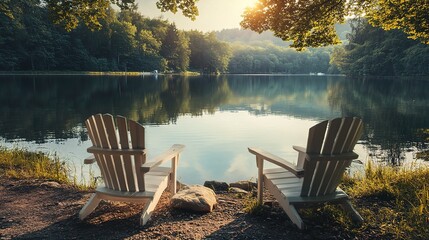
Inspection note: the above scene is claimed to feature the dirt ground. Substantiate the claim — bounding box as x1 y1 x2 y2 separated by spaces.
0 177 366 240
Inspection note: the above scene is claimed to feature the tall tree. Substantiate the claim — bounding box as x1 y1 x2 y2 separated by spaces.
188 31 231 73
110 21 137 70
160 24 189 72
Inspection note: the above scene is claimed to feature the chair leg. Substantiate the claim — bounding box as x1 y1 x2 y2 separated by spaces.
140 186 165 226
140 199 156 226
79 193 102 220
341 200 364 223
284 204 305 229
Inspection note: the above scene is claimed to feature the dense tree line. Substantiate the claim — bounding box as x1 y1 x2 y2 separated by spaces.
0 1 229 73
228 43 332 74
331 19 429 76
0 1 337 74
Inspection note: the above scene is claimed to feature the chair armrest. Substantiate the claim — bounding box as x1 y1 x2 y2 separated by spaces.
248 147 304 177
84 155 96 164
292 145 306 153
141 144 185 173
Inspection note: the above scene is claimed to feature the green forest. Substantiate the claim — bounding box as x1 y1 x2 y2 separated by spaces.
0 1 428 76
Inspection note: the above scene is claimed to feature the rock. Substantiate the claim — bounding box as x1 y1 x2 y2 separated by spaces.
229 181 257 191
203 180 229 192
229 187 248 194
171 185 217 212
41 181 61 188
177 181 187 190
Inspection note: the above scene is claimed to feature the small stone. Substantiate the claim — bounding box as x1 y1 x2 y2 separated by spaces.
203 181 229 192
229 187 248 194
229 181 257 191
41 181 61 188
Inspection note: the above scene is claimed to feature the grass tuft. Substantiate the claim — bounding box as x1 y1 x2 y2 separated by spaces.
0 147 94 190
0 147 69 182
341 160 429 239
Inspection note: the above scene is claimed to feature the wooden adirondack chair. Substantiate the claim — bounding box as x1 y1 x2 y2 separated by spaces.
79 114 185 226
248 117 364 229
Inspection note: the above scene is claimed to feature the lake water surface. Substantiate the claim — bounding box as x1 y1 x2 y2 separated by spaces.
0 74 428 184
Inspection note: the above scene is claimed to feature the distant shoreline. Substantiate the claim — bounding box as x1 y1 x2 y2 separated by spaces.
0 71 345 77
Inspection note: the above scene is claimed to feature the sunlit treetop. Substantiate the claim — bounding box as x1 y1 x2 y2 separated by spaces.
240 0 429 50
41 0 199 31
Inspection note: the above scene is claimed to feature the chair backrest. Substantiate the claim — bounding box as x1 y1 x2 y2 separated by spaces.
301 117 363 197
85 114 147 192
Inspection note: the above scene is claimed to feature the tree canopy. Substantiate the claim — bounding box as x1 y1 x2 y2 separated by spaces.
240 0 429 50
0 0 198 31
2 0 427 50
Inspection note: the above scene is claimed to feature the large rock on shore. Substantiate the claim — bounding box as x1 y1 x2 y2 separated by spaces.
171 185 217 212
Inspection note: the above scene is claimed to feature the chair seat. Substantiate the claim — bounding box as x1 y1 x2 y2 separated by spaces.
264 167 349 205
95 167 171 201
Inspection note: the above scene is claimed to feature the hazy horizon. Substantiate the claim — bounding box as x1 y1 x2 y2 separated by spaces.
136 0 258 32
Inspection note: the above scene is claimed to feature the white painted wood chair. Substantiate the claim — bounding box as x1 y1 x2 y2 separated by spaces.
248 117 364 229
79 113 185 226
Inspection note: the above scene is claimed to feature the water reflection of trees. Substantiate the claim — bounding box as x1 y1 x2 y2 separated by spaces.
1 74 428 164
327 77 429 163
0 75 233 142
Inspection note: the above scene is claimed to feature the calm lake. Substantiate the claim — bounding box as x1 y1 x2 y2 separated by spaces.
0 74 428 184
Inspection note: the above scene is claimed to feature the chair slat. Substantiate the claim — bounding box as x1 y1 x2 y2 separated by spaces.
347 120 364 152
309 161 329 196
129 120 145 149
85 119 96 146
117 116 129 149
103 114 128 191
94 154 111 188
306 120 328 154
117 116 135 192
332 117 354 154
342 118 361 153
322 118 342 154
92 115 116 188
103 114 125 191
301 160 317 196
102 114 118 149
129 120 146 191
98 154 115 189
94 114 109 148
328 160 352 193
318 160 339 195
86 116 101 147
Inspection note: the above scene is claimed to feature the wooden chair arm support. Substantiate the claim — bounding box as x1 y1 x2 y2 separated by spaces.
292 145 306 153
292 146 306 169
248 147 304 177
141 144 185 173
306 152 359 161
84 155 96 164
87 146 147 156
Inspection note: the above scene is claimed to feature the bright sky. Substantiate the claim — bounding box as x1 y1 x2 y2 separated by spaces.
136 0 259 31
